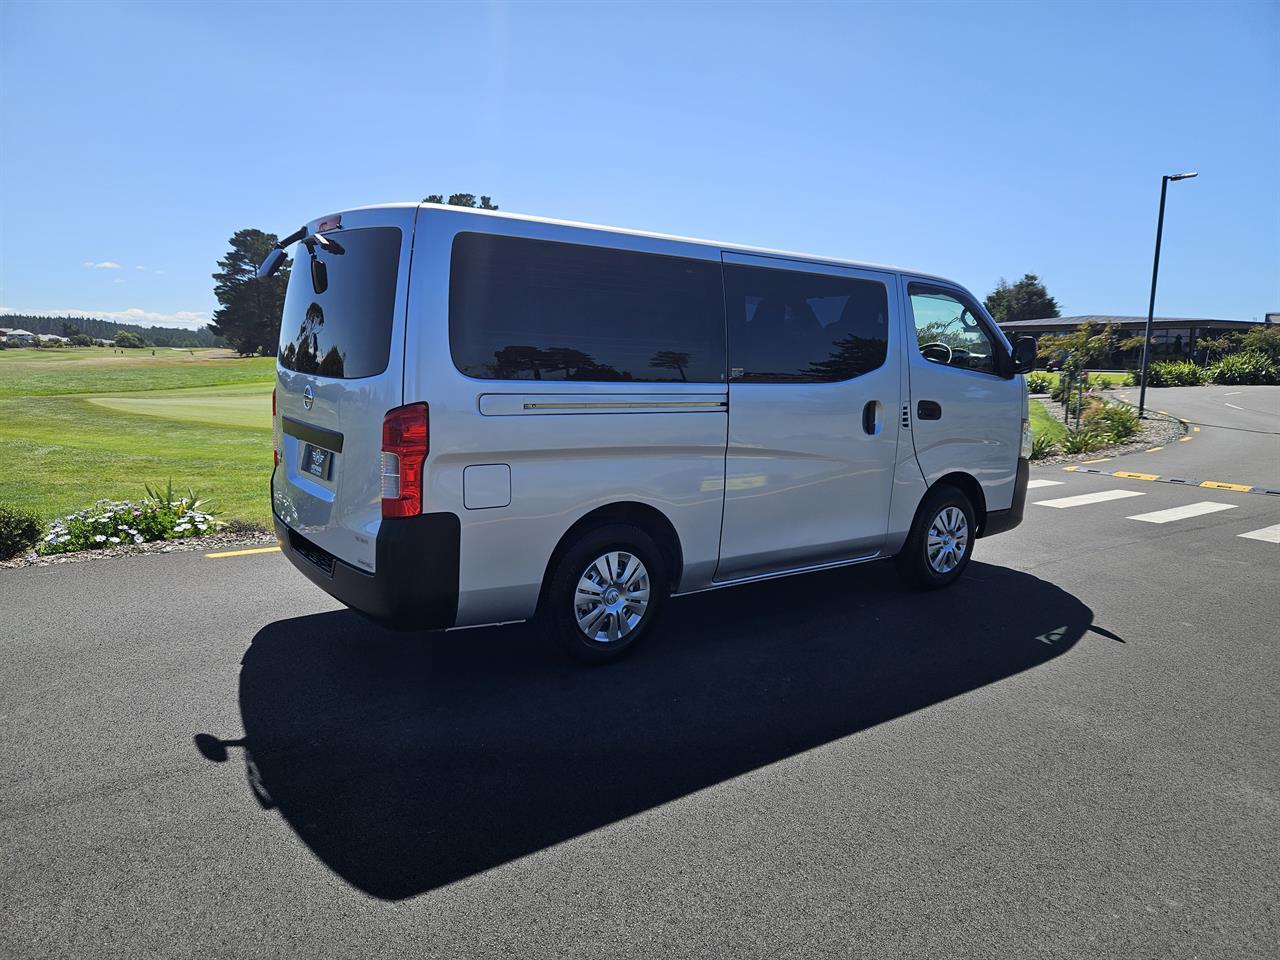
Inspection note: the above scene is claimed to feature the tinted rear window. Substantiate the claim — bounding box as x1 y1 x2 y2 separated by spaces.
449 232 725 383
278 226 401 379
724 264 889 383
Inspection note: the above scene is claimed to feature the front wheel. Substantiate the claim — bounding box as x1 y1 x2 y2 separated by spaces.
542 523 669 664
895 485 976 589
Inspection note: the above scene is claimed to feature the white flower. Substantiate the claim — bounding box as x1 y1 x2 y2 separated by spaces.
133 535 143 544
108 537 121 543
93 535 106 542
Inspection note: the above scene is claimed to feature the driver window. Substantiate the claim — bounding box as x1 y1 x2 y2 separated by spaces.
908 285 997 375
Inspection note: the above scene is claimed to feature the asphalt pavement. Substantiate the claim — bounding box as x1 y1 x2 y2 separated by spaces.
1 386 1276 959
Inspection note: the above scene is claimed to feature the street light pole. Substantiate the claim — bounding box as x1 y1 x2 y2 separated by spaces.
1138 171 1197 418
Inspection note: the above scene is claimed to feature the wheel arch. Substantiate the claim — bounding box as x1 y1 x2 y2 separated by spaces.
537 501 685 612
929 471 988 534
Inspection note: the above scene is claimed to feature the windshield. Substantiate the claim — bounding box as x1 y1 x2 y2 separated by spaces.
278 226 401 379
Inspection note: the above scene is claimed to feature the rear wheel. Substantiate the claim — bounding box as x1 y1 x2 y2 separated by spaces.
542 523 669 663
895 485 975 589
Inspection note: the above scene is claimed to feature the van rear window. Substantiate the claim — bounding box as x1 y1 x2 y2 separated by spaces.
278 227 401 379
449 233 725 383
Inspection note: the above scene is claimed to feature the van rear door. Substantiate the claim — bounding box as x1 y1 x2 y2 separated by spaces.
271 206 415 574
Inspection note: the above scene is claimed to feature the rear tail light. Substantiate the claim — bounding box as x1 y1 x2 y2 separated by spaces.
272 388 280 467
381 403 429 518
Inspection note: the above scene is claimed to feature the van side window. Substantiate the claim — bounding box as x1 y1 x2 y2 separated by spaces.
907 285 1000 376
449 233 725 383
723 265 889 382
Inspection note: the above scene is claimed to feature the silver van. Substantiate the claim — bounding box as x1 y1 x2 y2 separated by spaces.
264 203 1035 662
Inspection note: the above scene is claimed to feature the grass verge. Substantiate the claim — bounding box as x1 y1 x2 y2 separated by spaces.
0 349 273 524
1029 398 1068 444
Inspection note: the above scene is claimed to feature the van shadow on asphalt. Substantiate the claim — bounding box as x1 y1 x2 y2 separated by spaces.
197 560 1093 900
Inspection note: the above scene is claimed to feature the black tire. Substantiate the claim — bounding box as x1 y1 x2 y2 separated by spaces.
894 484 976 590
542 523 669 664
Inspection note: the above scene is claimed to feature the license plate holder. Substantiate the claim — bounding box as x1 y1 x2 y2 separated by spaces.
301 443 333 481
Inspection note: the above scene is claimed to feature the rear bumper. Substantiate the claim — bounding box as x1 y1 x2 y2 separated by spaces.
982 457 1030 538
273 510 460 631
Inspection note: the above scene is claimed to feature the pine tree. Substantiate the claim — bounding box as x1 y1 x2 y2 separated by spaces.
210 229 290 356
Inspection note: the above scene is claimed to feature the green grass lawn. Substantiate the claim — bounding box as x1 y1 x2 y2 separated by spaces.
1030 370 1130 390
0 347 274 525
1029 398 1068 444
0 346 276 397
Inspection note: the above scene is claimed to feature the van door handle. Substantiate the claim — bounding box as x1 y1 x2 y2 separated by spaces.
917 400 942 421
861 400 880 435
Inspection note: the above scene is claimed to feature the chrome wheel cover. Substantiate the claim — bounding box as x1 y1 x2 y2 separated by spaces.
574 550 650 643
926 505 969 574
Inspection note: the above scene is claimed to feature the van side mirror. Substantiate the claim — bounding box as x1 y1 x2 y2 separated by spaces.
1011 336 1037 374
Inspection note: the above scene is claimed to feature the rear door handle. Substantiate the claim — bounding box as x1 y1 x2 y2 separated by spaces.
862 400 880 435
917 400 942 421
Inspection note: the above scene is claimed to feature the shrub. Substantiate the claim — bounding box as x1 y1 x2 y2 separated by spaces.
1238 326 1280 362
1124 369 1140 386
1026 371 1053 394
1085 401 1140 442
1145 360 1204 387
0 504 44 560
1207 350 1278 386
40 483 222 554
1062 426 1110 454
1030 432 1057 460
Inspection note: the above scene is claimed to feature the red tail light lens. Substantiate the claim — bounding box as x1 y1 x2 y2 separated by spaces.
381 402 429 518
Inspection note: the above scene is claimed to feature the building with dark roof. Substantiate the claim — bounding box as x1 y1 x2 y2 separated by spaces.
997 315 1270 367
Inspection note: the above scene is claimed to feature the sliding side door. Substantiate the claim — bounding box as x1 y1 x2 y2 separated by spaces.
715 253 902 581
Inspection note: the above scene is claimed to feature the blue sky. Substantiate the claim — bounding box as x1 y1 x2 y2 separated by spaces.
1 0 1276 329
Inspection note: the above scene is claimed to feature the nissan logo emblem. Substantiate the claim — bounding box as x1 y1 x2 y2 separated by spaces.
302 385 314 410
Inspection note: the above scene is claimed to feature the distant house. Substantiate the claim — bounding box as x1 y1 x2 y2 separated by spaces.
37 333 69 344
997 315 1266 367
0 327 36 344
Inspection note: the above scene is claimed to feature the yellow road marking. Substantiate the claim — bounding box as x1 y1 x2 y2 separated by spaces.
1114 471 1159 481
1193 426 1201 432
1179 436 1193 442
1146 446 1163 452
205 546 282 559
1062 465 1079 472
1200 481 1253 492
1081 457 1111 464
1156 410 1168 415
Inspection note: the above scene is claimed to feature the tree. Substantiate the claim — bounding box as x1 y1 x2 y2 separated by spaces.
210 229 290 356
985 274 1061 325
114 330 147 348
422 193 499 210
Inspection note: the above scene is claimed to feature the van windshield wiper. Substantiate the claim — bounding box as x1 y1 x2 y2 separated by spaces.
256 226 344 280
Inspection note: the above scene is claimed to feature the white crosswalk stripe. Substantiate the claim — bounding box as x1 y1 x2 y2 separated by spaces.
1238 523 1280 544
1034 489 1146 509
1127 502 1237 524
1026 479 1065 489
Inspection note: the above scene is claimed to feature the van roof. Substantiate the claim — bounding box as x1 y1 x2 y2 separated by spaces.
333 202 958 287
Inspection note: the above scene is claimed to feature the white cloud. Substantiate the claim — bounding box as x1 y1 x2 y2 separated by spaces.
112 279 126 285
135 265 146 271
81 261 122 270
0 305 211 329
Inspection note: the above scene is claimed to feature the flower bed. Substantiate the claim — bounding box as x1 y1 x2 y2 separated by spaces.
41 495 221 553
